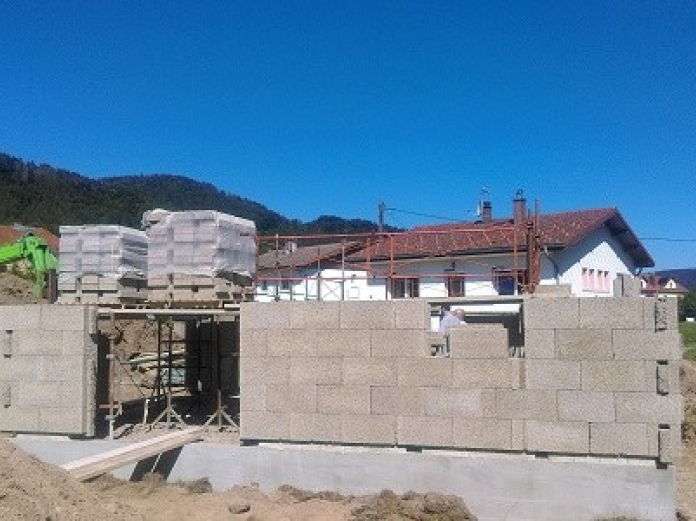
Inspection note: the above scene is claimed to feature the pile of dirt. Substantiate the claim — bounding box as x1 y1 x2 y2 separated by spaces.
0 436 139 520
0 272 41 305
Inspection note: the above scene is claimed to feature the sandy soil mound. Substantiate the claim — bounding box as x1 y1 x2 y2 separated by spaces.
0 436 140 520
0 272 41 305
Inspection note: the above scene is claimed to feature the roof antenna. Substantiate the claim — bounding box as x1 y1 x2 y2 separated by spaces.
477 187 490 217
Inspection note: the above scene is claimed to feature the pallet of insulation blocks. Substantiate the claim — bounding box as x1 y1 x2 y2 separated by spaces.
57 225 149 304
144 209 256 305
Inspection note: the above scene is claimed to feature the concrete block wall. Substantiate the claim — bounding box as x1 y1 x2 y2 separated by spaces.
0 305 97 436
239 296 682 463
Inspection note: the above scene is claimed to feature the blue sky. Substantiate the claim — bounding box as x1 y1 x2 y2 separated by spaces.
0 1 694 268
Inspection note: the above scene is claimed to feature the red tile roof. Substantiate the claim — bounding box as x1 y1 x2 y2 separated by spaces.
352 208 654 268
0 225 60 253
258 241 365 270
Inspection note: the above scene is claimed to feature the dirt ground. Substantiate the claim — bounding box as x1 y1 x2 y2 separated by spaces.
1 271 695 519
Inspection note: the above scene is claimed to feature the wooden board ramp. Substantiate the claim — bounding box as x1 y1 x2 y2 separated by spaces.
61 427 205 481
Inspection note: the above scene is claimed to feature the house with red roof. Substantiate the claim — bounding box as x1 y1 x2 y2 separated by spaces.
255 193 654 301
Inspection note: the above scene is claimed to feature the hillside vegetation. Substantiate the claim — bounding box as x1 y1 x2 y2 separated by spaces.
0 152 390 236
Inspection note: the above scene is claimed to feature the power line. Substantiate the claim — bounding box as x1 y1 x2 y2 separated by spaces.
386 207 463 223
639 237 696 243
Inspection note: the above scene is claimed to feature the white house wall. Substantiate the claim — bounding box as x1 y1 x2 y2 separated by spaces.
546 226 636 297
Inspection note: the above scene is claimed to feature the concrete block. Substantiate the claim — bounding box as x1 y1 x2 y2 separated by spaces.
288 412 341 443
533 284 572 296
1 383 10 407
61 331 93 356
8 331 61 356
398 416 452 447
341 414 396 445
452 359 515 389
659 427 673 464
289 301 340 330
615 393 683 424
240 357 288 386
343 358 397 386
496 390 557 421
525 360 581 390
0 356 38 381
656 362 669 395
523 298 579 330
13 381 62 407
555 329 612 360
240 384 266 412
578 298 644 330
452 418 512 450
425 388 496 418
393 299 431 330
612 329 682 361
38 407 85 434
613 274 641 297
40 304 89 331
0 407 40 432
240 329 267 357
289 357 342 385
370 386 425 416
581 361 648 392
37 355 85 384
1 330 12 357
557 391 615 422
371 329 430 358
526 420 589 454
0 305 41 330
267 330 315 357
450 325 509 359
397 358 452 387
644 298 678 332
266 384 317 413
240 411 288 440
318 385 371 415
512 419 525 451
523 329 555 359
315 329 371 357
241 302 291 330
340 301 395 330
590 423 650 456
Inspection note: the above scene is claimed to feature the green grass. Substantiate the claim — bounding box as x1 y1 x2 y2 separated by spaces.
681 322 696 360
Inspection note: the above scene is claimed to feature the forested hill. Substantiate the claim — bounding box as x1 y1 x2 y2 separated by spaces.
0 152 387 236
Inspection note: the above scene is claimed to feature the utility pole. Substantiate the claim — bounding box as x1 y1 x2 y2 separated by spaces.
378 201 387 232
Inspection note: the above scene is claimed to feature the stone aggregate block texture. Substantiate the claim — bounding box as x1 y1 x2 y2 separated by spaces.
555 328 612 360
453 418 513 450
319 385 371 415
343 358 397 386
526 420 590 453
614 393 683 424
525 360 581 390
288 412 341 443
392 299 431 330
557 391 615 422
340 301 395 330
645 297 678 332
523 297 579 330
397 358 452 387
425 388 496 418
452 359 516 389
289 301 340 330
579 298 644 329
341 414 396 445
496 390 557 421
590 423 651 456
523 329 555 359
398 416 452 447
371 329 430 358
370 386 425 416
0 305 96 436
612 329 681 361
241 302 291 330
449 325 509 359
581 360 649 392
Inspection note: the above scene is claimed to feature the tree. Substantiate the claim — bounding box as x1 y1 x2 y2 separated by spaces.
680 289 696 321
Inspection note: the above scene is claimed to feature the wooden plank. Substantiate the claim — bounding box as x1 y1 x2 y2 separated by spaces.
61 427 205 481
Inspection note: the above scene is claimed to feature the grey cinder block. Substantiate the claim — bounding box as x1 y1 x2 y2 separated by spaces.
1 330 12 357
342 358 397 386
612 329 681 361
615 393 683 424
449 325 509 359
393 299 431 330
658 427 673 464
425 388 496 418
267 330 316 357
525 360 581 390
525 420 589 454
398 416 452 447
370 386 425 416
289 412 341 443
581 360 649 392
555 329 612 360
0 305 41 330
38 407 85 434
240 329 268 357
240 384 266 412
341 413 396 445
240 411 288 440
452 359 515 389
496 389 558 421
40 304 90 332
0 407 40 432
340 301 395 330
289 301 340 330
289 357 341 385
578 298 644 330
318 385 371 415
656 362 669 395
371 329 430 358
589 423 650 456
240 357 288 387
265 384 318 413
523 329 555 359
557 390 615 422
397 358 453 387
644 298 678 332
315 329 371 357
452 417 513 450
523 298 579 330
241 302 291 330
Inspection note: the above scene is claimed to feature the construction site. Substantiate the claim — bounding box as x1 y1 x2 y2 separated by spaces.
0 207 687 520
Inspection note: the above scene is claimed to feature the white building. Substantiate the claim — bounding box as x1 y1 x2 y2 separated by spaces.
256 195 654 301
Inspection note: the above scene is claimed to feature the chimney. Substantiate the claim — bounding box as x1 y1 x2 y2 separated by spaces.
481 200 492 223
513 189 527 224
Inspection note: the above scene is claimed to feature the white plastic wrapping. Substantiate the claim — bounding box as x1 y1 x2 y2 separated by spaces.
146 210 257 279
58 225 149 283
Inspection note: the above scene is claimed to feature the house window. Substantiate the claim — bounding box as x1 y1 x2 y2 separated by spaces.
447 276 466 297
392 277 419 299
493 269 517 296
280 277 291 291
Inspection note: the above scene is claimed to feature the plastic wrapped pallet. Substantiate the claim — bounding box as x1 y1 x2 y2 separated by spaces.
145 210 256 303
57 225 149 303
